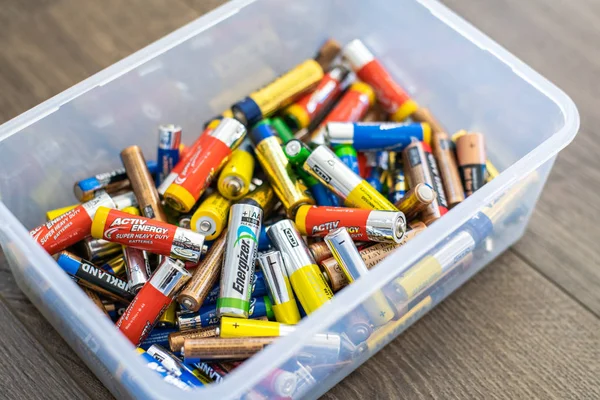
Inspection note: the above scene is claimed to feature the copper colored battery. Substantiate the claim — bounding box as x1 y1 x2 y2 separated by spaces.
394 183 436 221
309 241 333 264
456 133 487 197
182 337 275 362
361 103 388 123
320 221 426 292
176 229 227 312
402 141 445 225
343 307 373 344
314 39 342 70
168 326 218 353
81 286 110 317
121 146 167 222
431 131 465 207
411 108 445 135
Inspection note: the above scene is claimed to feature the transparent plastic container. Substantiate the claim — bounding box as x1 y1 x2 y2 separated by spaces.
0 0 578 398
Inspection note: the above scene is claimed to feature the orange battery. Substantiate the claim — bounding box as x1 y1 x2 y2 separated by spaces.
431 131 465 207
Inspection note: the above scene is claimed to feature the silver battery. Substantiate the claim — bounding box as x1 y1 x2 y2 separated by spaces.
79 237 121 262
303 145 362 199
256 250 295 306
266 220 316 275
123 246 152 294
217 203 263 318
298 332 341 364
210 117 247 148
111 191 138 210
150 257 191 298
365 210 406 243
170 227 205 264
324 228 394 327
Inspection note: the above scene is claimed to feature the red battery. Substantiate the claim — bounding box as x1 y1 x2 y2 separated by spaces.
342 39 419 122
309 81 375 145
295 205 406 243
91 207 206 263
157 119 221 196
117 257 191 345
163 118 246 212
284 66 349 130
422 142 449 216
30 191 116 255
357 152 370 178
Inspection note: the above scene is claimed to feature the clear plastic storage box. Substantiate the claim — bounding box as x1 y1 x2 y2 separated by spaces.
0 0 579 398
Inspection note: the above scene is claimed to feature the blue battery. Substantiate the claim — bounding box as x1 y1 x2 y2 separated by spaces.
157 124 182 185
366 168 383 193
326 122 430 152
138 349 196 391
258 225 271 251
140 327 177 351
334 145 360 175
75 160 159 196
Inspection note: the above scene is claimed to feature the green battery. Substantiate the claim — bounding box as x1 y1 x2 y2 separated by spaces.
272 117 295 144
333 144 360 176
284 139 312 167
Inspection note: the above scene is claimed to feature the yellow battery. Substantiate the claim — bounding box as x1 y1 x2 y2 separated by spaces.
156 302 177 328
217 147 255 201
272 299 301 325
46 204 78 221
121 206 141 216
392 256 443 300
486 159 500 183
219 317 293 338
239 60 324 125
222 109 234 119
243 182 276 214
190 192 231 241
254 136 314 217
289 264 333 314
346 181 398 211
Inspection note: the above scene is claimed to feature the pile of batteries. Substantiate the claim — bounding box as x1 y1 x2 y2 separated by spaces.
29 38 498 396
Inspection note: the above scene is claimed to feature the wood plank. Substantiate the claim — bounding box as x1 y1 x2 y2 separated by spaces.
325 251 600 399
441 0 600 315
0 290 91 400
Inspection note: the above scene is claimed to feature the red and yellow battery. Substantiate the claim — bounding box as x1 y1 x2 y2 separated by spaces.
190 192 231 241
342 39 419 122
163 118 246 212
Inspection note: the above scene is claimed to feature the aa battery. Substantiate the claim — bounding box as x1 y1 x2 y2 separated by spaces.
267 220 333 314
283 139 313 167
163 118 246 212
177 229 227 312
217 204 263 318
456 132 487 196
179 297 274 330
117 257 191 345
81 286 110 317
250 120 314 217
91 207 206 263
308 241 334 264
156 302 178 328
157 124 182 185
320 221 427 292
121 145 167 222
257 250 301 324
394 183 436 221
30 191 116 255
73 160 158 202
183 333 340 363
271 117 295 143
76 237 121 262
326 122 431 152
342 39 418 121
242 181 277 217
158 121 220 196
309 82 375 145
55 251 132 303
295 205 406 243
168 327 218 353
403 141 446 225
303 145 398 211
123 246 152 294
217 139 255 200
431 131 464 207
146 345 204 388
190 192 231 241
218 316 296 338
284 65 349 130
334 145 360 175
388 151 407 204
314 38 342 70
231 59 324 127
137 348 194 391
324 228 394 326
411 107 445 135
342 307 373 344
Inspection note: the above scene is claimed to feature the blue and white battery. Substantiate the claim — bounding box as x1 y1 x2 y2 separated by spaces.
325 122 431 151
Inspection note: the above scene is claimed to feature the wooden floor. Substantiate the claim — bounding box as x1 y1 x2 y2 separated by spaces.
0 0 599 398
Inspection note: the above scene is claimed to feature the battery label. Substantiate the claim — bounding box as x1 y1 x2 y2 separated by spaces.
103 216 176 254
289 264 333 314
460 164 486 196
345 181 398 211
117 283 172 345
173 135 232 198
301 206 372 241
321 89 371 126
423 143 449 213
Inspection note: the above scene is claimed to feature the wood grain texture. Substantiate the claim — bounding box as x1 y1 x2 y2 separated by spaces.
325 251 600 400
441 0 600 315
